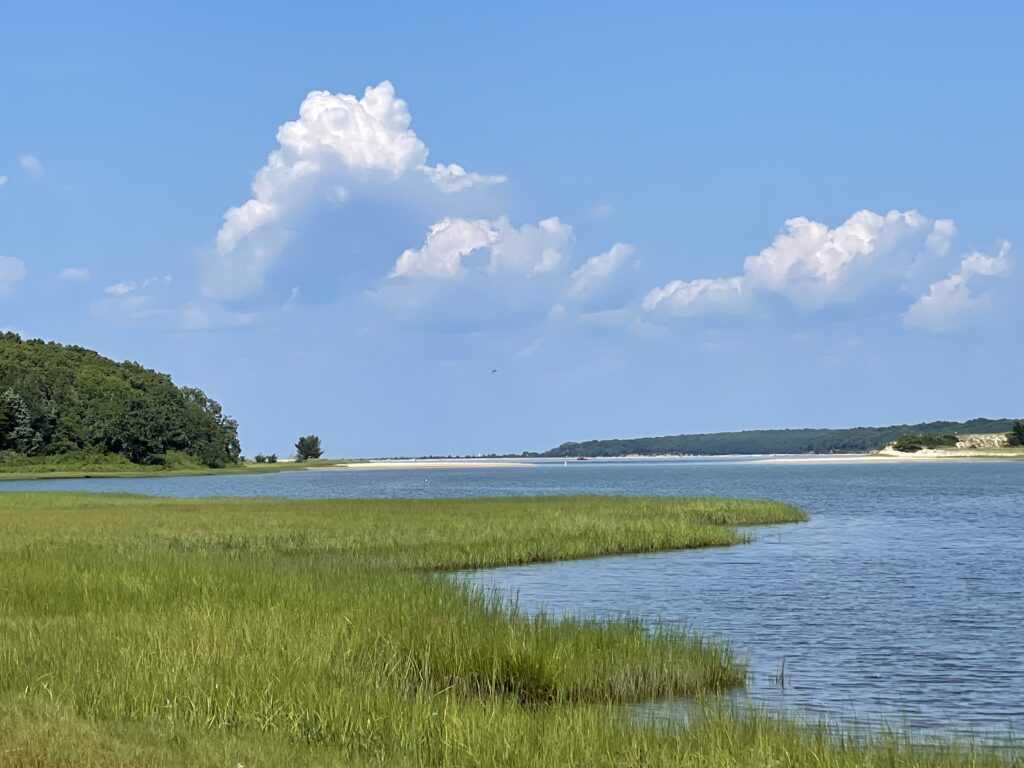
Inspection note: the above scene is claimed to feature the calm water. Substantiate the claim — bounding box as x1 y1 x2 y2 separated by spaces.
5 458 1023 739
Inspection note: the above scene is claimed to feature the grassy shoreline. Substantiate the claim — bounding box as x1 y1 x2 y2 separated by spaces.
0 493 1012 766
0 456 356 482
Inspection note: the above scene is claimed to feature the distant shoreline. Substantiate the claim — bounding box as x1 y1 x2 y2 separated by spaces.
339 451 1023 470
3 451 1018 483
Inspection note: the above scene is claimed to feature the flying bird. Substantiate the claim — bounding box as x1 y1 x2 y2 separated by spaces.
491 369 498 375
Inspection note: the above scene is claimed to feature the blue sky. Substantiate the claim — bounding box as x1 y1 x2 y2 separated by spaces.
2 1 1021 457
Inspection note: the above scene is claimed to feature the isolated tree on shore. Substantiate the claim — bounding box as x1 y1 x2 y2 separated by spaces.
295 434 324 461
1008 420 1024 447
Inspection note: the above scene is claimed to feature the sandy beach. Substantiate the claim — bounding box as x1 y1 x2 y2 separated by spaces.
752 453 922 465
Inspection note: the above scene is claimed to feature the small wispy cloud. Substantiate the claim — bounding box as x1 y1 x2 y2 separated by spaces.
515 338 544 358
568 243 635 296
104 275 172 296
57 267 90 281
0 175 8 189
104 281 137 296
904 242 1012 332
590 203 614 219
282 286 300 310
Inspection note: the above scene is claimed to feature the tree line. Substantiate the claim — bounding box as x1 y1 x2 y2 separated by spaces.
0 333 240 467
1009 420 1024 447
542 418 1021 457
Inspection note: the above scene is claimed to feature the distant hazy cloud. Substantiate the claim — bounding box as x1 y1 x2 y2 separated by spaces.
904 242 1012 332
590 203 614 219
92 293 256 331
104 275 172 297
0 175 7 189
515 338 544 358
0 256 27 296
20 155 43 177
57 267 90 281
205 81 505 300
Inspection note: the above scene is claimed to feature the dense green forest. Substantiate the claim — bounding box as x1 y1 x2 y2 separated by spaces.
542 418 1018 457
0 333 240 467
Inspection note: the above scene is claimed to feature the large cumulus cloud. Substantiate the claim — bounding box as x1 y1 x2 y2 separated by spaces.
205 81 505 300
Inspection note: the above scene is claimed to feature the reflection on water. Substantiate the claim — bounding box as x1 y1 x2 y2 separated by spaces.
6 457 1024 740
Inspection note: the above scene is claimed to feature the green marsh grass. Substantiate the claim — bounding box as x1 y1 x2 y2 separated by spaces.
0 493 1012 766
0 453 355 481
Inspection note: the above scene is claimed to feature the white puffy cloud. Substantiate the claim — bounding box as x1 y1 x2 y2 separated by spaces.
205 81 505 300
642 276 750 315
568 243 634 296
382 216 649 330
390 216 573 280
0 256 26 296
644 209 957 316
375 215 597 331
57 267 90 281
391 217 496 279
20 155 43 176
742 210 950 308
488 217 573 276
959 247 1012 278
904 242 1012 332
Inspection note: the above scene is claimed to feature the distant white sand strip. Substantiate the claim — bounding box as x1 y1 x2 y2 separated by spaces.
337 459 539 470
